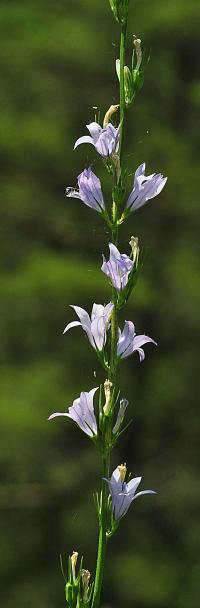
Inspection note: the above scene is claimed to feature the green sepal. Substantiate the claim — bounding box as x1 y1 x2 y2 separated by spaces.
106 495 120 538
132 69 144 95
60 554 67 582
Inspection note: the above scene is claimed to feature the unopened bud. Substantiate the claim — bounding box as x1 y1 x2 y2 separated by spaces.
124 65 134 106
82 569 91 600
112 153 121 181
129 236 140 265
65 582 74 604
118 463 127 482
113 398 129 434
133 36 142 71
71 551 78 582
103 379 113 416
103 104 119 127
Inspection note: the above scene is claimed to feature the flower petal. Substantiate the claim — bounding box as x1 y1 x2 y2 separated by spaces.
133 490 157 500
63 321 82 334
126 476 141 496
74 135 94 150
86 122 102 142
48 412 68 420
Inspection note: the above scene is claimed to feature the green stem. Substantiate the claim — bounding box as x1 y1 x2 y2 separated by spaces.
91 455 110 608
119 21 127 169
110 224 118 383
92 17 128 608
110 21 128 380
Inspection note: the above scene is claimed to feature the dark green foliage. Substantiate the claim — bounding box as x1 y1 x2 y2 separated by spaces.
0 1 199 607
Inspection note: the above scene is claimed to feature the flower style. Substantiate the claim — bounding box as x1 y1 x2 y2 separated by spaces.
117 321 157 361
48 387 98 437
101 243 134 291
66 167 105 214
63 303 114 351
126 162 167 212
74 122 120 158
106 464 156 520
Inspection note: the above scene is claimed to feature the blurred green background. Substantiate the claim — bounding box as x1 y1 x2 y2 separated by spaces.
0 0 199 607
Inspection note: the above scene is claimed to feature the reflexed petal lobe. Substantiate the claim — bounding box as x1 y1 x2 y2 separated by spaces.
48 412 68 420
74 135 94 149
63 321 82 334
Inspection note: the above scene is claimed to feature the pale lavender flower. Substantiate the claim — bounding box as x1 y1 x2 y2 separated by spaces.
66 167 105 213
106 465 156 520
101 243 134 291
113 399 129 434
74 122 120 158
126 162 167 212
63 303 114 351
48 387 98 437
117 321 157 361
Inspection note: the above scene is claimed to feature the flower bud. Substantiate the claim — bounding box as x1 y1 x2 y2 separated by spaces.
129 236 140 266
82 569 91 601
103 379 113 416
124 65 134 106
133 36 142 71
65 581 75 605
116 36 144 107
113 398 129 434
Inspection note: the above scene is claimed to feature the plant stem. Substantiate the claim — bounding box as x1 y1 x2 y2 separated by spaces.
91 455 110 608
110 224 118 383
110 20 127 382
92 18 128 608
119 21 127 170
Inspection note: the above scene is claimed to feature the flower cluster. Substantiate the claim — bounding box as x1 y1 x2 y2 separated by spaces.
66 124 167 219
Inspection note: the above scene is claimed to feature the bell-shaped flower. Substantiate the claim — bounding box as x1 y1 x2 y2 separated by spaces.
48 387 98 437
63 303 114 351
74 122 120 158
106 464 156 520
117 321 157 361
101 243 134 291
66 167 105 214
126 162 167 212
